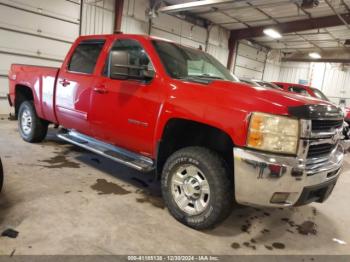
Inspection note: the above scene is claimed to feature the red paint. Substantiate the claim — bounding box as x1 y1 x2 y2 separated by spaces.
8 34 334 159
273 82 317 97
344 107 350 122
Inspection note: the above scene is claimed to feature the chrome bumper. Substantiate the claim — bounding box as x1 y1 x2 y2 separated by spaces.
233 144 343 207
340 139 350 153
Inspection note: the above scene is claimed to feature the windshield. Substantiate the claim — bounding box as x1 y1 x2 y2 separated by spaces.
311 88 329 101
152 40 238 82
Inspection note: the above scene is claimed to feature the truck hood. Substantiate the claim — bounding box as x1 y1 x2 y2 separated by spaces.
169 79 343 147
214 80 331 107
184 80 338 116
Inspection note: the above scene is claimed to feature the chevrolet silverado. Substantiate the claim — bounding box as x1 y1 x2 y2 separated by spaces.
8 34 345 229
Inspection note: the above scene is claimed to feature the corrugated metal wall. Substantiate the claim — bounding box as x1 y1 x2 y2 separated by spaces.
278 62 311 84
317 64 350 105
81 0 115 35
121 0 230 66
276 61 350 106
263 50 281 82
233 41 267 80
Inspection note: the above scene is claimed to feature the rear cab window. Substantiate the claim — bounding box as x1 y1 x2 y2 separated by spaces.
68 39 106 74
288 86 311 97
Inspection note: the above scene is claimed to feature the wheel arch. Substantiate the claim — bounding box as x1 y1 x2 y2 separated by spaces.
156 118 235 176
14 84 35 117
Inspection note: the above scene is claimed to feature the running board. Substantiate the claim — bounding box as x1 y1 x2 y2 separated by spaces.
57 130 155 172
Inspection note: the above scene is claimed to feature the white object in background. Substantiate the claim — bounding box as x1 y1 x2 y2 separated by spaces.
263 28 282 39
309 52 322 59
333 238 347 245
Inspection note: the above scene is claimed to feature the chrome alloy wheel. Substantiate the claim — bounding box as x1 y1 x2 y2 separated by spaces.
21 109 32 135
171 165 210 215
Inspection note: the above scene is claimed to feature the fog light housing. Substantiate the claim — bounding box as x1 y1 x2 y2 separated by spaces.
270 192 290 204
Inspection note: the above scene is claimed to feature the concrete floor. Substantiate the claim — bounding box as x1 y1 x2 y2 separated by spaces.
0 117 349 256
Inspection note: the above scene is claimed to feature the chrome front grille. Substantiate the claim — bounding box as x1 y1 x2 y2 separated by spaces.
301 118 344 176
311 119 343 132
307 143 336 158
289 104 344 176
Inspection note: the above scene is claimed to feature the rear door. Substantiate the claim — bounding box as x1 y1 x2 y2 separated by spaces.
55 39 105 135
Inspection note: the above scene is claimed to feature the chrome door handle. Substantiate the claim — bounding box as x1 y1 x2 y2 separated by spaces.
93 87 108 94
59 79 70 87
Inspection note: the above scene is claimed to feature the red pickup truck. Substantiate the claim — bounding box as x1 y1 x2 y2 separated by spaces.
273 81 350 123
273 82 329 101
8 34 345 229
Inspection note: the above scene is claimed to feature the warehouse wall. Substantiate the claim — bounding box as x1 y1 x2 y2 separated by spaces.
263 50 282 82
0 0 81 114
122 0 276 80
121 0 230 66
0 0 116 115
233 41 268 80
81 0 115 35
314 63 350 105
276 61 350 106
278 62 311 85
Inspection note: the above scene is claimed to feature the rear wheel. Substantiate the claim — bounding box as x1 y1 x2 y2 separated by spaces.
161 147 233 229
18 101 48 143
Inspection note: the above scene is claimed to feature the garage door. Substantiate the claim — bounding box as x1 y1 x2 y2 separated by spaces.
0 0 81 115
233 41 267 80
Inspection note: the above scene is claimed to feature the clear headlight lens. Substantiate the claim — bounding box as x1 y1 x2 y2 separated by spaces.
247 112 299 154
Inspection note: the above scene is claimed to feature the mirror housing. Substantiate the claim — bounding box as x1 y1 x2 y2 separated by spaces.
109 50 155 81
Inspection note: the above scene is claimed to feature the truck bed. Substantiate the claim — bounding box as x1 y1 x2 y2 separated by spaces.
9 64 60 123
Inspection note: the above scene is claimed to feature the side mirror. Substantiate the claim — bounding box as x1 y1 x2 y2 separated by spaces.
109 50 155 81
109 50 130 80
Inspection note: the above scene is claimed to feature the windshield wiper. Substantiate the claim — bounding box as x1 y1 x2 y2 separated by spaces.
192 74 223 80
175 76 212 84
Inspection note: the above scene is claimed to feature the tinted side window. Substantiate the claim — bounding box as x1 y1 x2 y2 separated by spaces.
104 39 153 77
68 40 105 74
311 88 329 101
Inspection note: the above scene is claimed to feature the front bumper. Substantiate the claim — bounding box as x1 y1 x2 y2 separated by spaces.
340 139 350 152
233 144 343 207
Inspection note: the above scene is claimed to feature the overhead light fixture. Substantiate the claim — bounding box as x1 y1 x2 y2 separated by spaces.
309 52 321 59
263 28 282 39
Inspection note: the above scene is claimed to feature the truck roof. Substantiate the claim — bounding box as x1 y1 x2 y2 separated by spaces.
77 33 175 43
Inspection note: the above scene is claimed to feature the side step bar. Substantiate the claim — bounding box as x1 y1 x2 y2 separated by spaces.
57 130 155 172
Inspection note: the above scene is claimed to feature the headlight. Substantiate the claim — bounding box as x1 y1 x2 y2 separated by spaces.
247 112 299 154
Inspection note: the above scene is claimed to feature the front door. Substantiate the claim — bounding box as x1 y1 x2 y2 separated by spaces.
89 38 162 157
55 39 105 136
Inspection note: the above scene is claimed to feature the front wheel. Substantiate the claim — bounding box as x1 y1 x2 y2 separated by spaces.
161 147 233 229
18 101 48 143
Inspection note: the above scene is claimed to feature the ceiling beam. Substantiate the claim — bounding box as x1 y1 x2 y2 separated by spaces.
114 0 124 33
159 0 244 14
324 0 350 30
230 14 350 40
282 49 350 63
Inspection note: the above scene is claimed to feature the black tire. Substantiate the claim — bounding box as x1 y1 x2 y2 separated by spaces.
18 101 48 143
161 147 233 230
0 158 3 193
